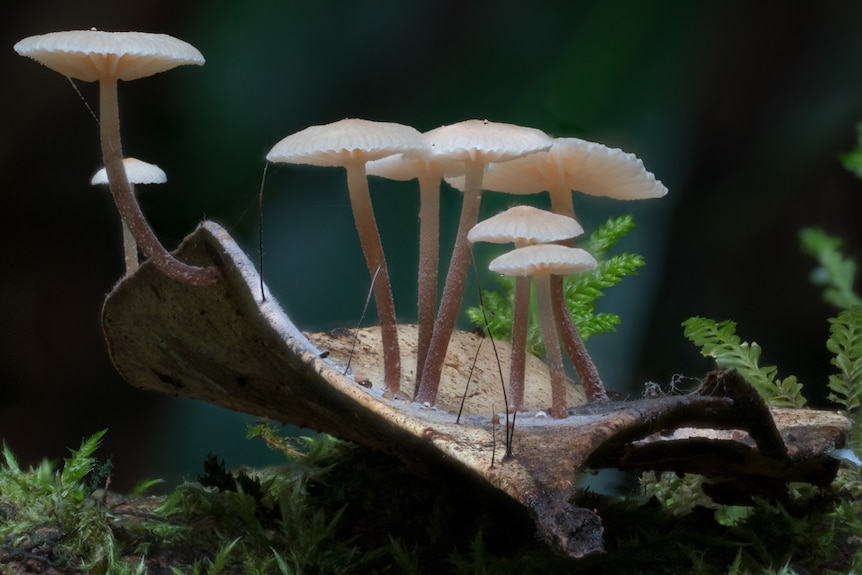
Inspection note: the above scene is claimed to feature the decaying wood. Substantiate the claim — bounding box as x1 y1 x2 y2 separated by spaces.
101 221 851 559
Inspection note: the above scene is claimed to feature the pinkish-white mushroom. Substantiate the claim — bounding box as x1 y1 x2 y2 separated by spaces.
266 118 424 395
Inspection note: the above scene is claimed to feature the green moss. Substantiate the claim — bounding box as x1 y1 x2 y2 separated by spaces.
4 426 862 573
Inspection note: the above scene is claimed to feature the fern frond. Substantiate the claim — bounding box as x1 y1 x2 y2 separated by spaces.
585 213 638 259
800 227 862 309
826 306 862 412
681 317 806 408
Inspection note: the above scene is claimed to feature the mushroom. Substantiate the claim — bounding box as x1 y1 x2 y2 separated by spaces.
488 244 598 418
91 158 166 275
467 205 583 410
458 137 667 401
266 118 424 395
14 30 220 285
366 152 448 387
414 120 553 406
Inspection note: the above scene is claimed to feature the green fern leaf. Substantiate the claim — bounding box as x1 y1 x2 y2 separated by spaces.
681 317 806 408
585 213 638 259
826 306 862 412
800 227 862 309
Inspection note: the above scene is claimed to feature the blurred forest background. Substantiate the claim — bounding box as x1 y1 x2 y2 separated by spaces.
2 1 862 491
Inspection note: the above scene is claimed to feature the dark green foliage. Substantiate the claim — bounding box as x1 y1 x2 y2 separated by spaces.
681 317 807 408
467 214 644 356
198 453 265 501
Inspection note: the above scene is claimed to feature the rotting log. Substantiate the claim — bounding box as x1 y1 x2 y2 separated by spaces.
102 221 850 559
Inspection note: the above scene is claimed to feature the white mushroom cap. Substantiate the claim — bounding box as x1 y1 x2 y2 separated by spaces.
90 157 166 186
14 30 204 82
467 205 584 245
422 119 552 164
489 244 598 277
266 119 424 167
479 137 667 199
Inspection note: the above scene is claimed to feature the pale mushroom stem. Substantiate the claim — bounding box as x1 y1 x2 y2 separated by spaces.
547 191 608 402
534 273 568 418
415 161 484 404
414 167 441 387
345 163 401 394
98 78 220 286
121 217 139 274
507 275 531 410
550 275 608 402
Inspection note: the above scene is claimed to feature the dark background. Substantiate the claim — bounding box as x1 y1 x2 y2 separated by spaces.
3 1 862 491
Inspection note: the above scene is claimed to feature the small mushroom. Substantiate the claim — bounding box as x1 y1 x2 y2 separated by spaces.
266 118 424 395
14 30 219 285
91 158 166 275
467 205 583 410
415 120 553 406
489 244 598 418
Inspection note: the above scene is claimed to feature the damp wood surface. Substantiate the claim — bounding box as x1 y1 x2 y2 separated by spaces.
305 324 586 416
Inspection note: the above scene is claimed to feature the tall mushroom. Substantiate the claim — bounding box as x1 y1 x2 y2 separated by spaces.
489 244 598 418
414 120 553 406
14 30 219 285
91 157 167 275
266 118 424 395
469 137 667 401
467 205 583 410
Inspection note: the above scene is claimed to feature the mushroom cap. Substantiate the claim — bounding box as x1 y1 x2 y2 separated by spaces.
266 119 425 167
422 119 552 164
489 244 598 277
91 157 166 185
476 137 668 199
14 30 204 82
467 205 584 245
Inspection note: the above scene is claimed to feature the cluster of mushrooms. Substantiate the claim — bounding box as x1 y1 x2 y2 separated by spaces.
15 30 667 419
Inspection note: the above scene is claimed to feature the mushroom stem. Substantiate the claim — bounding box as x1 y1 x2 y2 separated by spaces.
550 275 608 402
534 273 568 418
414 168 441 387
121 216 139 274
345 163 401 394
415 161 484 404
546 191 607 401
98 78 220 286
507 275 530 410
